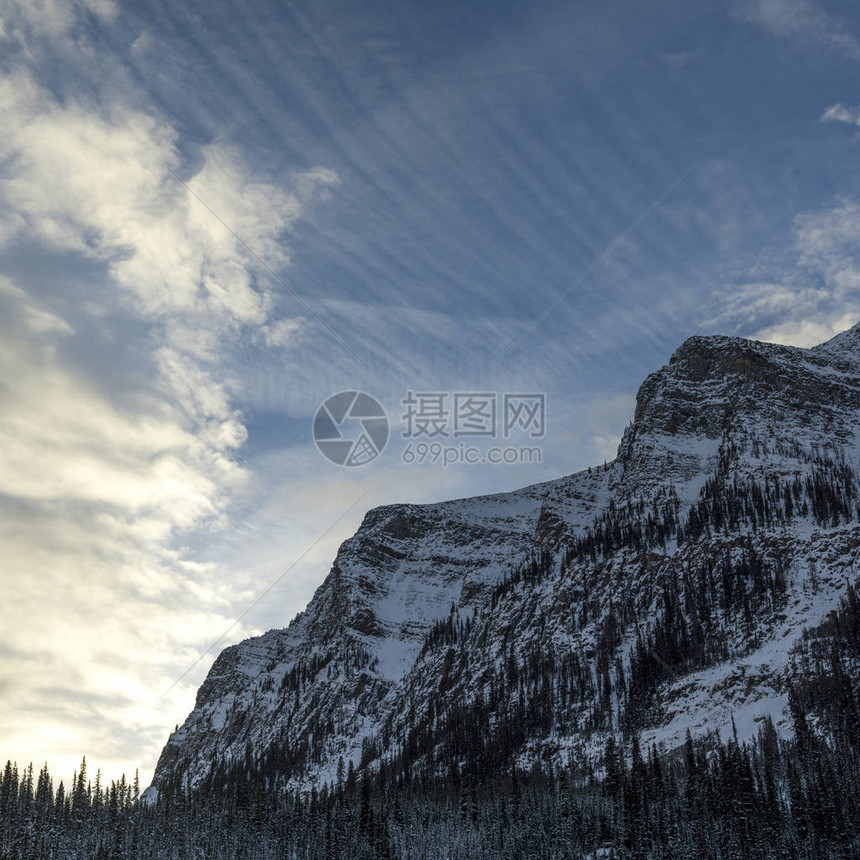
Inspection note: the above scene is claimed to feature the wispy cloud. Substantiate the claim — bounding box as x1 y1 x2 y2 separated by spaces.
710 196 860 347
0 0 117 42
820 103 860 125
734 0 860 59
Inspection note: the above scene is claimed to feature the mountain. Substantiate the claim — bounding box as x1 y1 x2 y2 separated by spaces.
150 324 860 797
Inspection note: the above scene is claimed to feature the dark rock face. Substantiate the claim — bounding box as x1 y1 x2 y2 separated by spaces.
152 324 860 793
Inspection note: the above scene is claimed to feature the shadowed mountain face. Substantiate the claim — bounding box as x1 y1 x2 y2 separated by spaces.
152 324 860 794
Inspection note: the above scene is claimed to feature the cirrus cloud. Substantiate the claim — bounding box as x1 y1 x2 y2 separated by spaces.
710 196 860 347
734 0 860 60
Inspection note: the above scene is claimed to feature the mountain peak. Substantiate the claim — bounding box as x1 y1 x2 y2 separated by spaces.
812 319 860 363
668 320 860 367
151 323 860 794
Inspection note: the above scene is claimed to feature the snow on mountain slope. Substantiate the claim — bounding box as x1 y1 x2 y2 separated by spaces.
153 466 613 788
152 323 860 792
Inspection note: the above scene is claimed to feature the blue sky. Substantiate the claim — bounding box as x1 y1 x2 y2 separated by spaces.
1 0 859 783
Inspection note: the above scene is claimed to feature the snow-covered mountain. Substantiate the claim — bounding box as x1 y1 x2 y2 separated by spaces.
151 324 860 794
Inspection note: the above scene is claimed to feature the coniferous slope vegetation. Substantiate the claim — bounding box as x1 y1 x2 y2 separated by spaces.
4 584 860 859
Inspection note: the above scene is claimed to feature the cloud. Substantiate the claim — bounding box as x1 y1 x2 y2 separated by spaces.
710 196 860 347
0 0 117 43
795 196 860 286
748 313 859 347
0 72 338 339
820 103 860 125
734 0 860 60
0 70 341 521
0 276 73 335
0 271 254 781
0 9 340 784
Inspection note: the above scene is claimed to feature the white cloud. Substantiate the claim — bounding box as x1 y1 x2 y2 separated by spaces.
0 72 338 340
0 281 250 780
711 197 860 347
0 0 117 43
795 197 860 290
0 13 340 783
735 0 860 60
0 276 73 335
749 312 859 347
821 103 860 125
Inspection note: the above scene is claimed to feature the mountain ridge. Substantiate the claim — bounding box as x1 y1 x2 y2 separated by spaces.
151 323 860 796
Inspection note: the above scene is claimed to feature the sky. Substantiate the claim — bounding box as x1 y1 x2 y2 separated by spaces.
1 0 859 786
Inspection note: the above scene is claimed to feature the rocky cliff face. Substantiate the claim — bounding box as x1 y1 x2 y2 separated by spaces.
152 324 860 794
